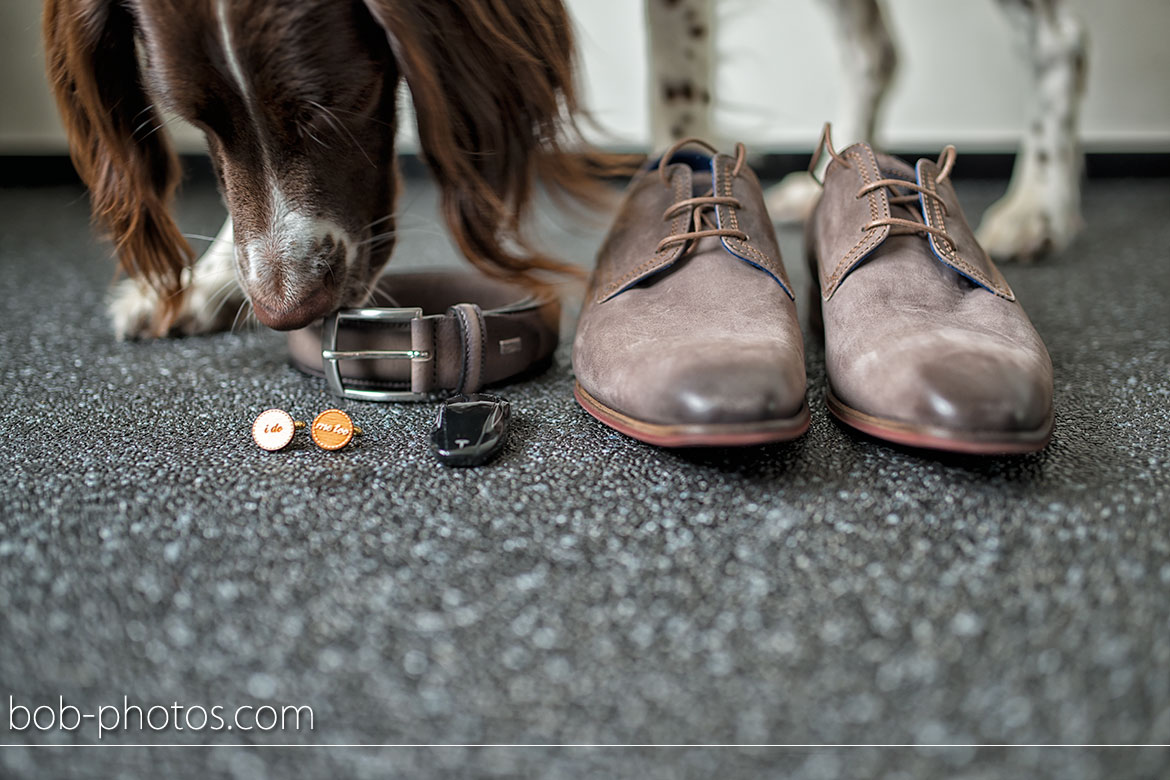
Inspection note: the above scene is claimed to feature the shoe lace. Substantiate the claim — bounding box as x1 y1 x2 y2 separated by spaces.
654 137 750 255
858 146 957 250
813 122 958 251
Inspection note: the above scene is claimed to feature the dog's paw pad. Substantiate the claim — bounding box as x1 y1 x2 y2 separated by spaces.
108 279 163 340
765 172 822 224
977 196 1081 262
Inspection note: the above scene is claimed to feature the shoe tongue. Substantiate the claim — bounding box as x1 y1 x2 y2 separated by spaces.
872 151 923 222
690 169 714 197
889 197 921 223
873 150 916 179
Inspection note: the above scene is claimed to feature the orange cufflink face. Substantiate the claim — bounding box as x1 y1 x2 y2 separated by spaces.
252 409 302 451
310 409 358 451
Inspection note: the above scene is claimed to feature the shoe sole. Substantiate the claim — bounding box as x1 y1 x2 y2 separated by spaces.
826 389 1052 455
574 382 810 448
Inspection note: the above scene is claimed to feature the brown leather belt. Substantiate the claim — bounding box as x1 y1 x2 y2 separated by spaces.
287 271 560 401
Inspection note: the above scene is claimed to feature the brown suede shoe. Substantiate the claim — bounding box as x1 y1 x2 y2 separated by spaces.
807 126 1054 454
572 139 808 447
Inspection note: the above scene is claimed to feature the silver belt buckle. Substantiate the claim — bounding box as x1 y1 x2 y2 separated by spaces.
321 307 432 402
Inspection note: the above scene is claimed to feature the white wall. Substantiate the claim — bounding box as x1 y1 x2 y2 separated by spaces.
571 0 1170 151
3 0 1168 155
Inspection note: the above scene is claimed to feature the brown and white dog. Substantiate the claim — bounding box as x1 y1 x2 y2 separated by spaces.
647 0 1088 261
45 0 601 339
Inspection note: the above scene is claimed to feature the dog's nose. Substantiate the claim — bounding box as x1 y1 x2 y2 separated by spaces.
246 235 348 330
251 283 336 330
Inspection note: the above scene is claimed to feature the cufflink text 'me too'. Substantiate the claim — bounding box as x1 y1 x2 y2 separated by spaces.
309 409 363 451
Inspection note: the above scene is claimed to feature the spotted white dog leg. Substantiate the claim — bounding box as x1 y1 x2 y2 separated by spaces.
978 0 1086 261
767 0 897 223
647 0 716 149
109 216 247 340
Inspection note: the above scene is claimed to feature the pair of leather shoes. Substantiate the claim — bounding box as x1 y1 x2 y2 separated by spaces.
572 129 1053 454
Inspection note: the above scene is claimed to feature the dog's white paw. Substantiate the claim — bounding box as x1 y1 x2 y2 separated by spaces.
977 193 1081 262
108 275 246 340
108 217 247 340
765 172 822 224
109 278 166 341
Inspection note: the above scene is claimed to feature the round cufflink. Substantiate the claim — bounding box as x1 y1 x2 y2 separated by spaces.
252 408 306 451
309 409 363 451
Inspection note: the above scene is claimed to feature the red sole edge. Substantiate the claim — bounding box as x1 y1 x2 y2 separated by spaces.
574 382 810 448
826 390 1052 455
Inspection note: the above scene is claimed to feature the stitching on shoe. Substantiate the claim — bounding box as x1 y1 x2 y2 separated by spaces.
599 168 691 301
823 148 888 298
921 167 1014 300
716 157 793 291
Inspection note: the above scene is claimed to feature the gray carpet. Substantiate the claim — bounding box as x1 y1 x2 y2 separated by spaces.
1 172 1169 778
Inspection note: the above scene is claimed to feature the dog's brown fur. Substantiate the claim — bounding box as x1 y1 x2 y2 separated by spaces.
45 0 611 336
45 0 194 332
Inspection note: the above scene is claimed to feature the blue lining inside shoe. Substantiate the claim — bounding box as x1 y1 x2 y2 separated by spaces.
647 149 713 173
633 149 794 300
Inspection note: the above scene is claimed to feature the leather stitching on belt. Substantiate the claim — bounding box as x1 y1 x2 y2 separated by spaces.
451 302 487 395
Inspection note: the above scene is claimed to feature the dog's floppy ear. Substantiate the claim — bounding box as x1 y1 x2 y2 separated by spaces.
363 0 606 282
44 0 193 334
